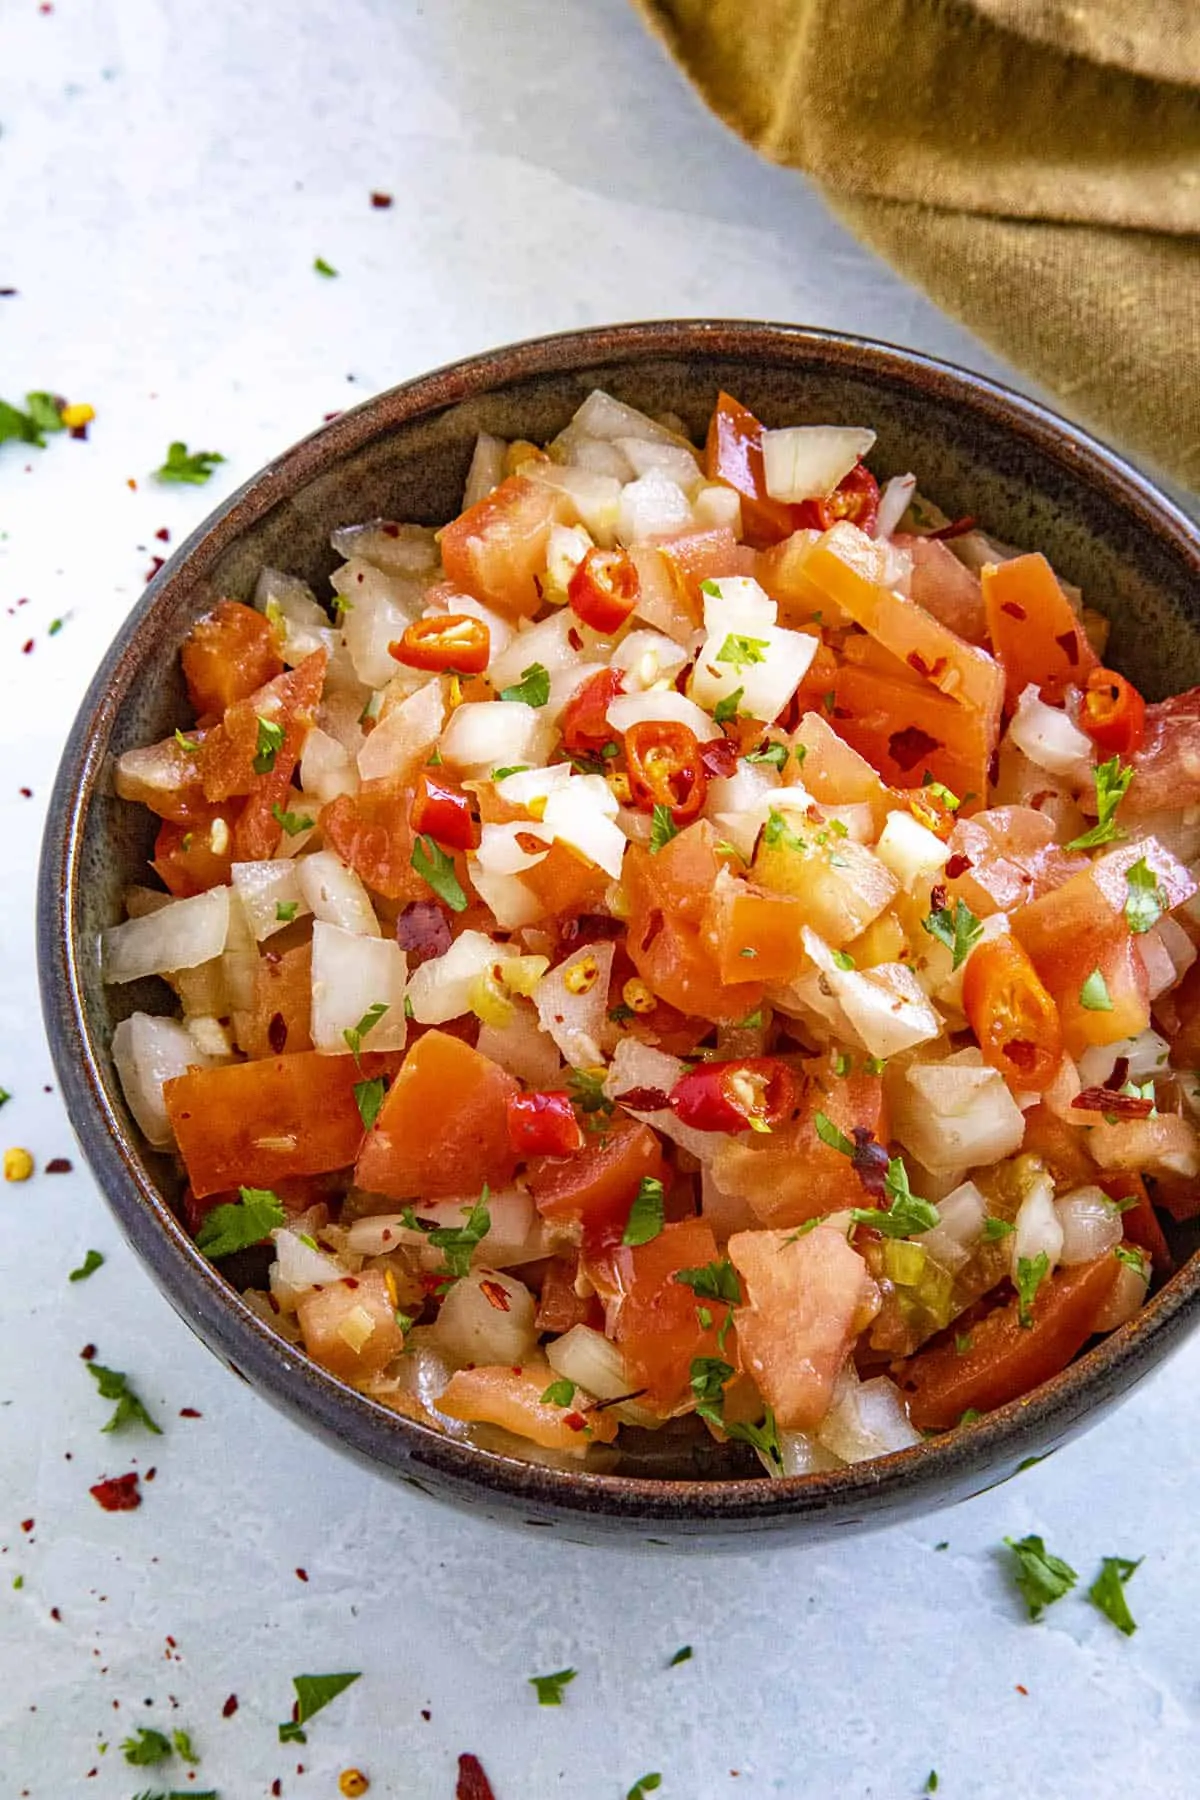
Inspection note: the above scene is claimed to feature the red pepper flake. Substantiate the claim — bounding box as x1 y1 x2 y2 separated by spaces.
267 1011 288 1055
699 735 740 779
395 899 453 965
1072 1086 1155 1118
0 288 17 298
927 515 976 540
45 1157 72 1174
479 1279 512 1313
563 1409 588 1432
222 1693 239 1718
323 411 343 423
1016 1684 1029 1696
616 1085 669 1112
1000 600 1027 621
145 556 165 581
457 1753 498 1800
370 191 394 208
21 639 34 655
888 726 942 773
930 882 948 912
144 1467 156 1482
1104 1057 1131 1092
19 787 33 798
987 749 1000 787
49 1606 61 1621
179 1407 202 1418
272 1783 282 1798
154 526 170 543
421 1708 432 1721
1055 629 1079 666
80 1343 97 1360
90 1472 141 1512
20 1518 33 1533
295 1567 308 1581
906 651 947 682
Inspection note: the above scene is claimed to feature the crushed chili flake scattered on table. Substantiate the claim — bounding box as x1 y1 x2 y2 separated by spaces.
370 191 393 208
179 1406 202 1418
295 1567 308 1581
155 526 171 542
45 1156 73 1174
19 787 32 797
145 555 165 580
90 1471 142 1511
80 1343 97 1360
222 1693 239 1718
20 639 33 655
456 1754 497 1800
1015 1683 1029 1695
20 1518 34 1533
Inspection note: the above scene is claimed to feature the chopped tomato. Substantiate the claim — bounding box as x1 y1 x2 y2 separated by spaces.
439 474 572 619
702 881 810 985
623 720 706 823
196 650 327 861
1099 1172 1172 1273
981 553 1098 705
704 391 798 547
355 1030 518 1200
520 840 610 918
962 935 1062 1092
164 1051 386 1197
114 733 214 824
754 529 825 628
790 709 892 830
391 613 490 675
668 1058 794 1134
608 1217 727 1412
242 943 313 1061
1081 666 1146 757
794 463 880 535
1011 860 1154 1054
409 771 479 851
324 778 466 902
181 599 283 720
559 668 624 754
729 1225 877 1430
1020 1103 1097 1189
527 1116 665 1235
894 534 988 645
624 825 764 1023
438 1363 618 1450
659 525 756 610
1127 687 1200 815
944 805 1087 917
832 661 995 801
568 547 639 633
506 1090 585 1158
896 1254 1121 1431
297 1269 405 1383
535 1254 605 1334
151 808 238 896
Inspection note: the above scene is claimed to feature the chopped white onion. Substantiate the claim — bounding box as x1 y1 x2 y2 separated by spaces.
545 1325 659 1428
466 859 542 930
432 1268 539 1368
1092 1255 1150 1331
439 700 555 776
269 1229 347 1311
231 861 310 942
606 688 722 743
187 1014 234 1060
761 425 876 503
102 887 231 985
527 462 622 544
406 931 515 1025
618 471 693 544
541 777 626 881
912 1178 987 1273
301 725 358 803
476 1005 563 1088
815 1366 921 1463
256 568 339 666
1077 1030 1170 1089
333 559 424 689
875 810 951 888
329 521 439 575
1011 1167 1063 1276
1055 1186 1124 1265
296 850 380 937
894 1050 1026 1176
1138 929 1178 1001
615 436 703 491
310 921 407 1054
544 522 593 597
487 610 580 693
112 1013 212 1147
873 473 917 541
564 388 682 448
462 432 506 509
610 629 691 691
474 822 551 878
769 1430 844 1478
700 576 777 634
535 941 615 1068
802 931 940 1058
703 757 781 822
358 678 445 781
1008 684 1094 782
690 622 818 724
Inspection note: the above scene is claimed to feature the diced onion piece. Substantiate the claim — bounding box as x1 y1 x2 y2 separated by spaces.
112 1013 212 1147
928 911 1010 1014
606 688 722 744
614 436 703 492
618 471 693 544
1140 920 1194 1001
564 388 682 448
547 664 608 726
815 1367 921 1463
692 482 742 535
231 861 310 942
487 610 580 694
467 859 542 930
329 521 439 575
534 941 615 1068
1011 1166 1063 1276
269 1228 347 1311
439 701 555 776
1153 914 1197 984
296 850 380 937
544 522 593 597
406 930 515 1025
256 568 339 666
690 623 818 724
102 886 231 985
187 1015 234 1060
912 1178 986 1274
567 435 636 481
610 628 691 691
301 725 358 803
220 890 257 1014
1055 1186 1124 1266
770 1430 844 1478
357 677 445 782
462 431 506 509
476 1005 563 1088
703 758 781 824
334 559 424 688
310 921 407 1055
432 1268 539 1368
1008 684 1094 782
494 764 574 808
545 1324 659 1428
802 931 939 1058
875 810 951 889
1091 1255 1150 1332
1077 1030 1170 1089
874 473 917 541
761 425 876 504
700 576 777 634
894 1049 1026 1177
541 776 626 881
475 821 552 878
527 462 622 545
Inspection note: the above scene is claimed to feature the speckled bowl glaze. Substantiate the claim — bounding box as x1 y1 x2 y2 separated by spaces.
38 323 1200 1548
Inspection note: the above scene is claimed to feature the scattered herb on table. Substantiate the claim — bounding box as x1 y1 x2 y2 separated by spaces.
69 1248 104 1282
627 1777 663 1800
122 1727 173 1765
156 441 226 485
1004 1534 1078 1620
668 1645 693 1666
277 1671 361 1744
87 1362 161 1435
529 1667 577 1706
314 256 339 277
1088 1554 1142 1635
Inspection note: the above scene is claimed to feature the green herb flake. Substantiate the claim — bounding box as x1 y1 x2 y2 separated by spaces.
1004 1533 1078 1620
1088 1554 1142 1636
540 1378 576 1408
428 1188 491 1282
745 741 788 770
121 1727 173 1766
1015 1251 1050 1327
491 765 530 781
689 1355 735 1423
174 728 200 753
411 833 468 911
1114 1245 1148 1276
353 1076 386 1131
762 807 803 852
813 1111 854 1157
271 801 315 837
343 1000 390 1061
715 633 768 672
982 1215 1015 1241
834 1052 851 1077
850 1159 940 1239
313 256 338 277
195 1185 286 1259
0 390 67 448
529 1667 577 1706
171 1729 199 1765
0 1086 9 1108
88 1363 162 1435
649 804 679 854
567 1067 613 1118
156 441 226 485
69 1249 104 1283
739 1007 764 1029
277 1671 360 1743
699 579 722 598
275 900 299 924
253 714 286 775
1124 857 1166 936
1079 968 1114 1012
832 949 856 971
627 1777 662 1800
608 1002 636 1025
673 1258 741 1306
1067 755 1135 850
697 1305 713 1330
499 662 551 707
713 687 744 725
622 1176 665 1247
922 898 984 970
668 1645 693 1667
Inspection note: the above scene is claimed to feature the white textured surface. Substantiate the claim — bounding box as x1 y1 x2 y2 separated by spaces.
2 2 1199 1795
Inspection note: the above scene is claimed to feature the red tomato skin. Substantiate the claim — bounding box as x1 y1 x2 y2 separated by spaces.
559 668 624 753
151 809 238 896
505 1091 585 1157
355 1031 519 1200
439 474 571 619
527 1117 665 1235
704 392 798 548
409 773 479 851
181 600 283 719
607 1218 727 1412
794 463 880 535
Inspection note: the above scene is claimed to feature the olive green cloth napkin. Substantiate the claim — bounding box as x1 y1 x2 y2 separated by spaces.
631 0 1200 490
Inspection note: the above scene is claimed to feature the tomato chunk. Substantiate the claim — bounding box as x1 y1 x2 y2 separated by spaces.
355 1030 518 1200
981 553 1098 705
896 1254 1120 1431
297 1270 405 1383
704 392 798 548
151 808 238 897
181 599 283 719
623 823 764 1024
506 1091 584 1158
195 650 327 861
242 942 313 1061
527 1116 664 1235
324 778 465 902
609 1218 726 1413
164 1051 376 1198
559 668 624 754
439 474 572 619
438 1364 618 1450
409 772 479 852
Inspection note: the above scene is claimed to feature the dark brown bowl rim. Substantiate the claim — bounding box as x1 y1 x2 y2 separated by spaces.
37 320 1200 1530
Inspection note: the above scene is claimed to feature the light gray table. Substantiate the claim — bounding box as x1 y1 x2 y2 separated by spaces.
2 3 1196 1795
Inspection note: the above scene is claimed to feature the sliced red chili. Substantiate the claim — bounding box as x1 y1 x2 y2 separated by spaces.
560 667 624 753
390 613 490 674
409 772 479 850
668 1058 795 1134
568 547 640 633
1081 666 1147 757
506 1090 586 1157
623 720 706 822
794 463 880 535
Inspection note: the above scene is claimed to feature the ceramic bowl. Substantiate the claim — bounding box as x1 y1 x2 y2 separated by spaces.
38 322 1200 1547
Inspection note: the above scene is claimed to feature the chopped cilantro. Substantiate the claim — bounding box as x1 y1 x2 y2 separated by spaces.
863 1055 885 1075
529 1668 576 1706
88 1363 161 1435
954 1332 974 1355
1004 1533 1078 1620
411 833 468 910
1088 1555 1141 1636
697 1305 713 1329
832 949 856 971
668 1645 693 1667
713 687 743 725
921 777 960 811
1114 1245 1148 1277
313 256 338 277
673 1259 741 1306
1015 1251 1051 1327
924 1773 939 1794
0 1087 9 1107
627 1777 662 1800
724 1406 783 1468
699 579 722 598
353 1076 386 1131
1124 857 1166 935
121 1727 173 1765
982 1216 1015 1241
174 728 200 752
275 900 299 923
343 1000 389 1060
428 1188 491 1282
1079 968 1113 1012
404 994 415 1020
196 1185 285 1258
48 616 64 634
762 807 803 851
253 714 286 775
69 1249 104 1282
0 391 65 448
499 662 550 707
156 441 226 485
959 1408 982 1426
540 1378 576 1408
491 765 530 781
850 1159 939 1238
1067 755 1134 850
745 741 788 770
738 1007 764 1029
271 801 314 837
922 898 984 970
834 1051 851 1077
649 804 679 854
171 1729 199 1764
813 1111 854 1156
608 1002 636 1024
689 1356 735 1422
277 1671 360 1744
567 1067 613 1117
714 633 768 671
622 1176 665 1247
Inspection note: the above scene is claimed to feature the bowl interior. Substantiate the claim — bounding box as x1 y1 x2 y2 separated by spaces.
46 323 1200 1533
